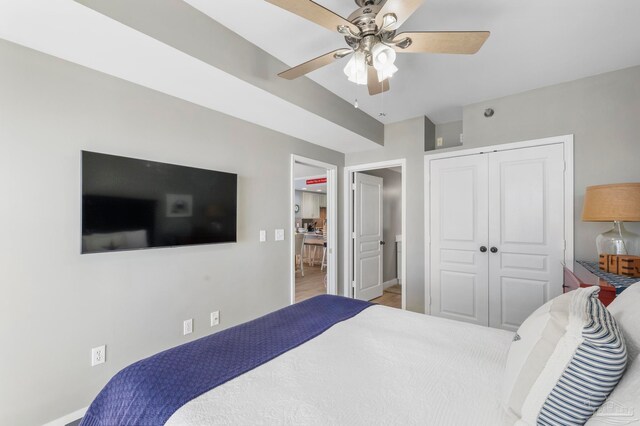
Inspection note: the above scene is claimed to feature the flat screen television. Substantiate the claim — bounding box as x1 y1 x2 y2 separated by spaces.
82 151 237 253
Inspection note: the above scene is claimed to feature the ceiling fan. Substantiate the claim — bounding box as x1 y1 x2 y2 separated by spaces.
266 0 490 96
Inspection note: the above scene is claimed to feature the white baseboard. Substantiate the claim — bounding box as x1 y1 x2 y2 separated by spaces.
42 407 87 426
383 278 399 289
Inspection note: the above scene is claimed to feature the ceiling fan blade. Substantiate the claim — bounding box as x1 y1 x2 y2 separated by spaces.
393 31 490 54
266 0 358 34
375 0 425 30
367 66 390 96
278 49 353 80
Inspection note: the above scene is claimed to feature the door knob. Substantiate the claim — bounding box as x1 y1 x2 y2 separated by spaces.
480 246 487 253
490 247 498 253
380 241 386 245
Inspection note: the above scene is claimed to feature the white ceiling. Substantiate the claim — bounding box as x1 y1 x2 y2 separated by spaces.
186 0 640 124
0 0 381 153
294 163 326 179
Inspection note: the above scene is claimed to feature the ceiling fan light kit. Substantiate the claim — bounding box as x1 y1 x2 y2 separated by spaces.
377 63 398 83
344 51 368 85
371 43 398 82
267 0 490 96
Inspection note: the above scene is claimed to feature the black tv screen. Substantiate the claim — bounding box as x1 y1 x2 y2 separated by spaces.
82 151 237 253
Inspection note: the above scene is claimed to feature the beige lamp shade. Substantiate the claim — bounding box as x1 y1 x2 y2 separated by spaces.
582 183 640 222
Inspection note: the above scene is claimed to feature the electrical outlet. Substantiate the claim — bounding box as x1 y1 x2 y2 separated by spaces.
91 345 106 366
210 311 220 327
183 319 193 335
436 137 443 147
259 230 266 242
275 229 285 241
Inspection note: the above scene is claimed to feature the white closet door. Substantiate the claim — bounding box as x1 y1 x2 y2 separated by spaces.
430 154 489 326
488 144 565 330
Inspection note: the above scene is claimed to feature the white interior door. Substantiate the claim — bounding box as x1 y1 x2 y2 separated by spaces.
488 144 565 330
430 155 490 326
353 172 383 301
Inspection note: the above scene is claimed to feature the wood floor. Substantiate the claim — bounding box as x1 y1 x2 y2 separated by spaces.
295 267 402 310
295 264 326 303
372 285 402 309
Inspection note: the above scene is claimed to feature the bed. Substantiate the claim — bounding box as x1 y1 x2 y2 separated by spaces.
81 288 639 426
168 301 515 425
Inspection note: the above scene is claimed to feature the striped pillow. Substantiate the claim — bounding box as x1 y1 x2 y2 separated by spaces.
520 286 627 425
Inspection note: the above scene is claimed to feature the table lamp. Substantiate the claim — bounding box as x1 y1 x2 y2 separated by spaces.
582 183 640 255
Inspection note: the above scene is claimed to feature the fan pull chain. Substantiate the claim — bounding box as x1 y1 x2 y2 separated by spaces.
379 83 386 117
353 68 359 109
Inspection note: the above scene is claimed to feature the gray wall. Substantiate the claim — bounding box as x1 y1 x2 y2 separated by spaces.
346 116 429 313
424 115 436 151
461 65 640 261
362 169 402 283
0 40 345 426
435 120 463 149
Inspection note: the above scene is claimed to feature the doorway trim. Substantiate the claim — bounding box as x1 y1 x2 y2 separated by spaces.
423 134 575 315
343 159 407 310
290 155 338 305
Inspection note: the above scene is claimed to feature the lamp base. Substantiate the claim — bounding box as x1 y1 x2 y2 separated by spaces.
596 221 640 255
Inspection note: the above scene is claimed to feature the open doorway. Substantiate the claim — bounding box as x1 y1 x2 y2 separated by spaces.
344 160 406 310
290 156 337 304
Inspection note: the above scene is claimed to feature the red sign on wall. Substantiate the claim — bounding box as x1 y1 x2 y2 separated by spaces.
306 177 327 185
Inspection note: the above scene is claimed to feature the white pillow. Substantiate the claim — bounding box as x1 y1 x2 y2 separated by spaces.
586 353 640 425
502 290 573 419
607 281 640 361
504 286 627 425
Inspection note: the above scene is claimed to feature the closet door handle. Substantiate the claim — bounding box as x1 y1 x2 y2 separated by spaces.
480 246 487 253
490 247 498 253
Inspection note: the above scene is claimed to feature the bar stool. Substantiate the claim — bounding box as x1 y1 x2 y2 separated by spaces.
295 233 305 276
321 224 328 271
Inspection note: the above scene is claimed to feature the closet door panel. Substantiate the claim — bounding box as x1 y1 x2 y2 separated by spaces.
430 155 489 326
488 144 565 330
499 276 548 328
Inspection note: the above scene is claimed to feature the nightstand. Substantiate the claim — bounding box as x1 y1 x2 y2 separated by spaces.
563 261 617 306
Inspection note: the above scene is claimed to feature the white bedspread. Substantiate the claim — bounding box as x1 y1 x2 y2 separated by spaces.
167 305 516 425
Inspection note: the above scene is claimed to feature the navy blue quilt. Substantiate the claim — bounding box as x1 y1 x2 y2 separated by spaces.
80 295 372 426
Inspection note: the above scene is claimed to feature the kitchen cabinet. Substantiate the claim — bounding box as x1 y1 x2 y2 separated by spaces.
301 192 320 218
299 192 328 218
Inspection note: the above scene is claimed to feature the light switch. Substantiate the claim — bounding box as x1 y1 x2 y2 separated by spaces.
259 230 266 242
275 229 285 241
436 137 443 147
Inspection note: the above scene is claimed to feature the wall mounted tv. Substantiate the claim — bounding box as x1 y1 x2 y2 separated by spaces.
82 151 237 254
